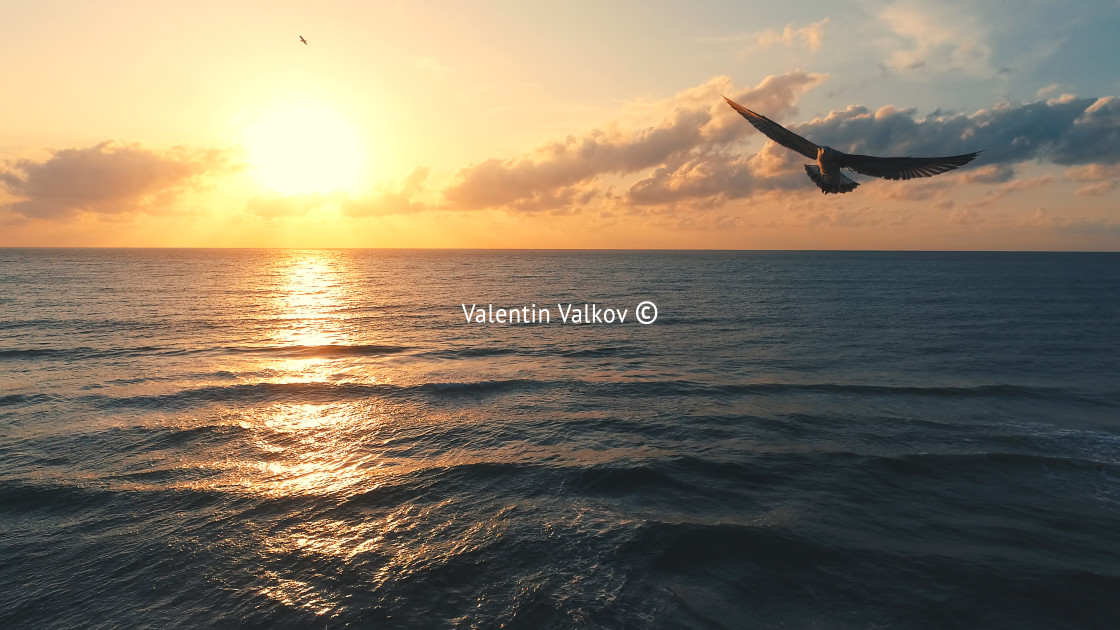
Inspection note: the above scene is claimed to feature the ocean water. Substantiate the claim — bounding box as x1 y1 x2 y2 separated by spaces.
1 248 1119 629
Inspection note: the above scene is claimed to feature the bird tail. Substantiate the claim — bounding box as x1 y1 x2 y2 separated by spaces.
804 165 859 194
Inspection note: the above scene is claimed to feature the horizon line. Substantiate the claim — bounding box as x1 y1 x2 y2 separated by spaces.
2 246 1118 253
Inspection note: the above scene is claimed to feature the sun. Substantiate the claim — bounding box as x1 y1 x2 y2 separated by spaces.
241 101 370 195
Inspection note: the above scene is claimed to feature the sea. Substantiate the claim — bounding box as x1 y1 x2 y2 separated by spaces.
1 248 1119 629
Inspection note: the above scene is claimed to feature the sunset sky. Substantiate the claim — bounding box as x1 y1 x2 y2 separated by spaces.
2 0 1118 249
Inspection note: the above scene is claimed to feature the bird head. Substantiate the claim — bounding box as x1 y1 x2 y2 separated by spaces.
817 146 842 168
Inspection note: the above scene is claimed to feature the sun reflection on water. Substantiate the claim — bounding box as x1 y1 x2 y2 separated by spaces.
176 251 448 617
275 253 350 348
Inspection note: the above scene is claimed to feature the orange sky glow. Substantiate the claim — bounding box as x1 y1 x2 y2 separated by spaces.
2 1 1117 250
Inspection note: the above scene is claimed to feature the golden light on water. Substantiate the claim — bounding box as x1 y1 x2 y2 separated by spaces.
235 253 378 497
276 253 348 349
163 251 447 616
258 573 338 616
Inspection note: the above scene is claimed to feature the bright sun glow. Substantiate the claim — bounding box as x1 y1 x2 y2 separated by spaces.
242 102 369 195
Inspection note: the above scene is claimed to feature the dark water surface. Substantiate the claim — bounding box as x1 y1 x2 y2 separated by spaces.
2 249 1119 628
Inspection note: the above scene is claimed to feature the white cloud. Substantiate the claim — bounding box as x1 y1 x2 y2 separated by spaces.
877 1 994 77
755 19 829 52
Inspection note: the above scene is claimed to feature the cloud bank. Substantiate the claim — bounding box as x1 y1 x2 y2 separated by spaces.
443 71 828 212
440 73 1120 214
5 72 1117 227
0 141 237 219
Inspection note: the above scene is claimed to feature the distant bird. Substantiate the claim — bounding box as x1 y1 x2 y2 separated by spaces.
723 96 980 194
299 35 308 45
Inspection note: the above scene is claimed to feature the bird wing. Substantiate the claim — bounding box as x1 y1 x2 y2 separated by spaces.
840 152 981 181
723 97 819 160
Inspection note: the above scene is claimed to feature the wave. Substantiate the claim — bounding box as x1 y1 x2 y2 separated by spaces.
65 376 1106 412
420 345 639 359
571 379 1101 404
0 393 56 407
80 378 554 410
864 450 1110 476
0 343 414 362
222 343 413 358
0 346 166 360
0 479 229 514
703 381 1059 398
421 379 540 393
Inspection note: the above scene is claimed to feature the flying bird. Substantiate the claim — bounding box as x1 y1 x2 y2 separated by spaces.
723 96 980 194
299 35 308 45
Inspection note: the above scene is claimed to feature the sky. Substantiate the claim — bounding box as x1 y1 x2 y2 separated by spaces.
2 0 1119 250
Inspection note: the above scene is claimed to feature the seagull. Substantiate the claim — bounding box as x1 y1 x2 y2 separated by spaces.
723 96 980 194
299 35 308 45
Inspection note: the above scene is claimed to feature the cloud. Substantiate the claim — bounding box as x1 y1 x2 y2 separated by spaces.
754 19 829 52
442 71 828 212
949 208 983 225
1064 163 1120 197
1018 208 1120 236
1064 163 1120 182
435 70 1120 218
877 1 994 77
1020 208 1053 229
341 166 431 216
969 175 1055 208
0 141 236 219
1036 84 1062 99
873 179 951 202
1057 219 1120 236
1050 96 1120 164
625 150 808 209
1072 181 1116 197
959 164 1015 184
777 96 1120 168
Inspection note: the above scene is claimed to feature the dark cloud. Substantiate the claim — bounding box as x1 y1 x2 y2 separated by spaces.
1050 97 1120 164
795 95 1120 167
625 92 1120 209
0 141 236 219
